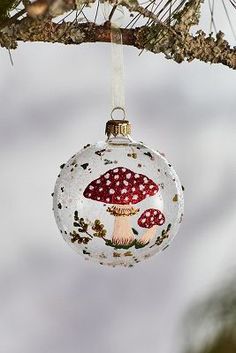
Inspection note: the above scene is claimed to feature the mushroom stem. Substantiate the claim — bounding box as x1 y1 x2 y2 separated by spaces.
138 225 158 246
111 205 135 246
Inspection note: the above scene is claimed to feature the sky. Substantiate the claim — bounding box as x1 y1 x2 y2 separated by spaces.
0 11 236 353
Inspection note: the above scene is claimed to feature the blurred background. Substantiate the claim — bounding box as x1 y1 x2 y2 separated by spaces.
0 4 236 352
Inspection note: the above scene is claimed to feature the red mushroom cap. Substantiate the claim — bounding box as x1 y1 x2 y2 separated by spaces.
83 167 158 205
138 208 165 228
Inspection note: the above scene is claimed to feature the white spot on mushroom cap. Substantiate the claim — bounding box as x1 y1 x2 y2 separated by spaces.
96 179 101 184
106 198 110 202
106 180 111 185
113 168 118 173
132 195 138 200
141 218 146 223
99 187 103 192
121 189 127 194
122 168 126 172
143 177 148 184
116 181 120 186
123 180 129 186
154 211 157 215
149 185 154 189
146 212 151 217
125 196 129 201
109 189 115 194
139 185 144 191
132 187 136 191
126 173 131 179
134 174 140 178
114 175 119 180
104 173 110 179
89 185 94 190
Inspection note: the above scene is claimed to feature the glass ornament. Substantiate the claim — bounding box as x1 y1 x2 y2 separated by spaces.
53 119 184 267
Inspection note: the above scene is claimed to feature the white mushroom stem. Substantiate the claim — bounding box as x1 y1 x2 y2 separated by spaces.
110 205 135 246
138 225 158 245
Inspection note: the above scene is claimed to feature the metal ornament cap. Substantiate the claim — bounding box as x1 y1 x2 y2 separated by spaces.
105 119 131 138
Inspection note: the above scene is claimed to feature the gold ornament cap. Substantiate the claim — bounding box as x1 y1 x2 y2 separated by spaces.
105 107 131 138
105 119 131 138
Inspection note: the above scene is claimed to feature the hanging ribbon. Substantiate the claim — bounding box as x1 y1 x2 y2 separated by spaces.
103 4 126 120
111 22 126 119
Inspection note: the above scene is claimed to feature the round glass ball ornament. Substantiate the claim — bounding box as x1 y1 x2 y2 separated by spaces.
53 119 184 267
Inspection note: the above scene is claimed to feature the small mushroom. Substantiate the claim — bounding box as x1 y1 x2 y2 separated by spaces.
137 208 165 246
83 167 158 246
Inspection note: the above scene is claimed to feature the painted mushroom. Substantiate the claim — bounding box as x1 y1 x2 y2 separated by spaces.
137 208 165 246
83 167 158 246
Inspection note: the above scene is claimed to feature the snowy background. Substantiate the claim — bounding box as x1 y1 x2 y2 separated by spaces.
0 17 236 353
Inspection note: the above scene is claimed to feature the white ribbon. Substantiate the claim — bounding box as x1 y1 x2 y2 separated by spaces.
103 3 126 120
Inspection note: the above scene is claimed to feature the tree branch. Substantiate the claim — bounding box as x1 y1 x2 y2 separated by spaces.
0 0 235 70
0 17 235 69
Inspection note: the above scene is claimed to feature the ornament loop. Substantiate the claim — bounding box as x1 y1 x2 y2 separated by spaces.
110 106 126 120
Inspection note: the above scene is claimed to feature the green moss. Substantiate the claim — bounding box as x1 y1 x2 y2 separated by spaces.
105 239 136 250
134 240 148 249
105 238 149 250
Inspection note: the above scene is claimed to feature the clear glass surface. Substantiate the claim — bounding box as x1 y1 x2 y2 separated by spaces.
53 134 184 267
